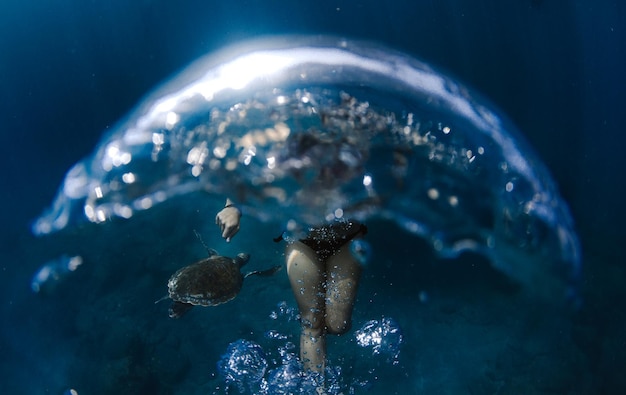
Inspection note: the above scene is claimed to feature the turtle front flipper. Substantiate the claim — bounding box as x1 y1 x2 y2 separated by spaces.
235 253 251 268
193 229 219 257
169 301 194 318
244 265 282 278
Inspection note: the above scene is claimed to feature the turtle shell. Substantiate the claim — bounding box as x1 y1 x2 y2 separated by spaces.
167 255 244 307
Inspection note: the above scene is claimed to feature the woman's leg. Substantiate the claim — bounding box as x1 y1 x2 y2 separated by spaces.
325 245 362 335
286 241 327 372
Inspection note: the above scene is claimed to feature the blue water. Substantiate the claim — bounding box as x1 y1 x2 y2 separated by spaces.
1 1 624 394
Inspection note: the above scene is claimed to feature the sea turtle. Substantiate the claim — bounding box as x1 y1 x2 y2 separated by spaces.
161 233 281 318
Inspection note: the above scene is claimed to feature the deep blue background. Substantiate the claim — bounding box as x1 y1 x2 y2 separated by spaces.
1 0 624 393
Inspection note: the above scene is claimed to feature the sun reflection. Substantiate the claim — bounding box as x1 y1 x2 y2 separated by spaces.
267 156 276 169
113 203 133 219
165 111 180 129
137 197 153 210
122 172 136 183
103 143 132 171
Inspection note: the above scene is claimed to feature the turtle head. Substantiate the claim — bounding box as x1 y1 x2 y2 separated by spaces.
235 252 250 267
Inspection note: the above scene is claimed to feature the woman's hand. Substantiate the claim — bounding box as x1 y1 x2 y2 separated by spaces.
215 198 241 242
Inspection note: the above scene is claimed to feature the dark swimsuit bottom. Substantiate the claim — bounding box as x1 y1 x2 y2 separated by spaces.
299 220 368 262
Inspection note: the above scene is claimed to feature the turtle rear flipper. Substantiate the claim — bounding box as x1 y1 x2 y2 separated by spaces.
244 265 282 278
169 301 194 318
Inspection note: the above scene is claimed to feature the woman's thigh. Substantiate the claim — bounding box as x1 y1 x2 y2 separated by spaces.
325 245 362 334
285 241 326 328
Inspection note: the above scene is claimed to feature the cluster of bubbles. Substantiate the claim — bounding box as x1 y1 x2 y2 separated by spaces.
217 339 268 394
354 317 404 364
217 339 367 395
269 301 300 322
263 343 307 395
216 301 403 394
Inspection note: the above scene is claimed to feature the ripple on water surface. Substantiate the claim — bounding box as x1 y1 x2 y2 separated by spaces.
32 37 580 302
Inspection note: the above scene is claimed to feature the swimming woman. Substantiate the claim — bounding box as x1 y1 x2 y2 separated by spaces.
215 199 366 372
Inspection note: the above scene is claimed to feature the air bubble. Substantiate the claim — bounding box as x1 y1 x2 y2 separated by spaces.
349 239 372 266
265 330 288 340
